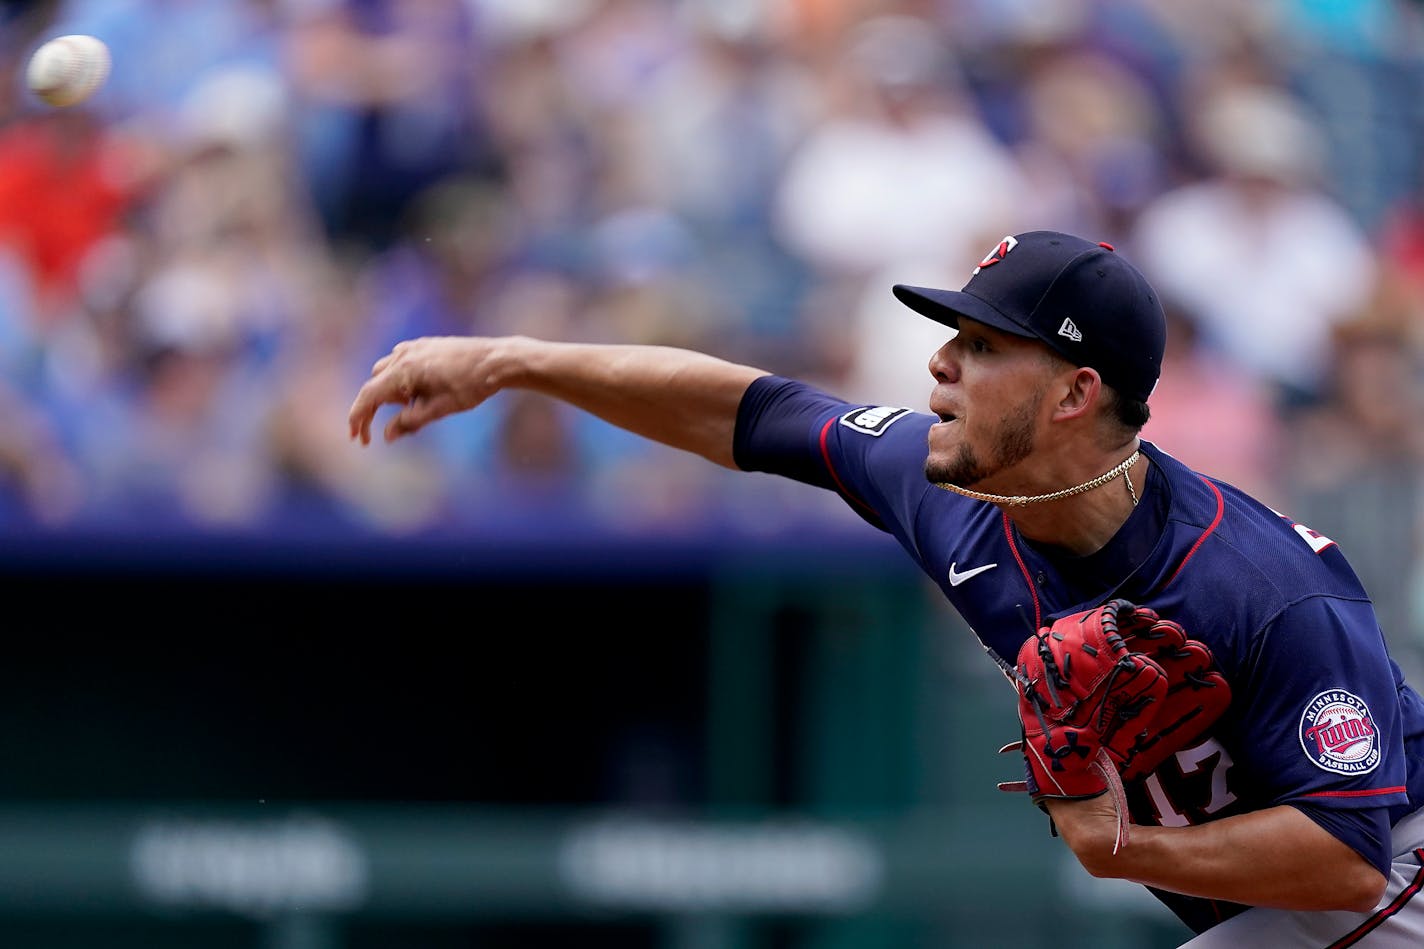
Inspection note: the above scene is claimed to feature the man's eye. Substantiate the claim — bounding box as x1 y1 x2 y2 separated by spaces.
971 338 990 353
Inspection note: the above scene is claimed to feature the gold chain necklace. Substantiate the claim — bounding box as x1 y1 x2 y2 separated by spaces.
934 450 1141 508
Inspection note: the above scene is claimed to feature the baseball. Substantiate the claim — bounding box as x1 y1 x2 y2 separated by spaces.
26 34 110 108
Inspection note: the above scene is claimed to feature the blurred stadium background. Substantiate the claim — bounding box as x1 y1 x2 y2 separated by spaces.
1 0 1423 947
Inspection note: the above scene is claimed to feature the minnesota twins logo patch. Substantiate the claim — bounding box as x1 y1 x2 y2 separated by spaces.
839 406 912 436
1299 690 1380 775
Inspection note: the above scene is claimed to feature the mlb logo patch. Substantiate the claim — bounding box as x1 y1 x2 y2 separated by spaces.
839 405 913 436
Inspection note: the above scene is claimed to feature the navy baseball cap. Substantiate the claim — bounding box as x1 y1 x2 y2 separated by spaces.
892 231 1167 402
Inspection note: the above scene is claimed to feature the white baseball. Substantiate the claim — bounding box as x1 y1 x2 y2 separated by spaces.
26 34 111 108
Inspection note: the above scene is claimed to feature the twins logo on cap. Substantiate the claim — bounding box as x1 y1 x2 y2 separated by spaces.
1299 689 1380 775
972 236 1018 275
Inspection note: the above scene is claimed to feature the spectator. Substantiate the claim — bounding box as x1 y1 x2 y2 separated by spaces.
280 0 495 254
631 2 822 362
772 13 1027 407
1278 312 1424 678
0 109 146 327
1130 79 1379 408
1139 298 1284 506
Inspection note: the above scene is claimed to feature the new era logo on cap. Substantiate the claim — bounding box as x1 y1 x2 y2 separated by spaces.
890 230 1167 403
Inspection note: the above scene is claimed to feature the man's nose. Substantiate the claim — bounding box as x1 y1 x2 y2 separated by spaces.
929 340 959 382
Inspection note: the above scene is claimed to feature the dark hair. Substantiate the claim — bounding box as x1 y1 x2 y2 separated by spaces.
1038 347 1151 433
1105 386 1151 432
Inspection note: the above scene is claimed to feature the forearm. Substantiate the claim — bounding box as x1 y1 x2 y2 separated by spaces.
1047 799 1385 912
513 339 770 468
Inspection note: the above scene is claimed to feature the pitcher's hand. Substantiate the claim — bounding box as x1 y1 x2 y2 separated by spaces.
348 336 507 445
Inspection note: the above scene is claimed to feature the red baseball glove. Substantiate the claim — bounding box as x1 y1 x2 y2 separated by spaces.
998 599 1231 851
1113 613 1231 781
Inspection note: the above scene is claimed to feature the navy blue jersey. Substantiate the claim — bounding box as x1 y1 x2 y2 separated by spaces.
734 376 1424 934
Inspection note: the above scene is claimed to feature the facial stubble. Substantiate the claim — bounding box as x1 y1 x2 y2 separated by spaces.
924 392 1039 490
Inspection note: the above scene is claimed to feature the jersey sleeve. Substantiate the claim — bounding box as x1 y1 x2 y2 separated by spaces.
1291 801 1392 876
733 375 939 539
732 376 843 491
1232 597 1407 805
1226 597 1408 871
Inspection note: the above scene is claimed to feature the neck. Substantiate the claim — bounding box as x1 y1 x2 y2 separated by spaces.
935 444 1148 556
935 449 1141 507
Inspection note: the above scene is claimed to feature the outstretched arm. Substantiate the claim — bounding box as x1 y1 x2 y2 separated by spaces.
347 335 771 469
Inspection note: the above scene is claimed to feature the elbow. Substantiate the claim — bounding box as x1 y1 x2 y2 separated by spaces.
1339 868 1388 914
1312 865 1387 914
1073 848 1125 881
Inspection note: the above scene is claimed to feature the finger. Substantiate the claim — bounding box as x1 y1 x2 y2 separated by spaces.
348 382 389 444
348 396 372 444
383 391 465 442
370 340 413 377
383 406 426 442
348 372 412 444
382 397 432 442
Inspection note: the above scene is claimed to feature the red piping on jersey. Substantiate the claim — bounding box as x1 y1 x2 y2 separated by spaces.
1323 848 1424 948
1161 477 1224 590
1000 473 1225 620
818 417 878 517
1303 786 1407 800
1002 510 1042 630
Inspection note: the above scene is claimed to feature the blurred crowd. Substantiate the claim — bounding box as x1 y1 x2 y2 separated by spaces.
1 0 1424 659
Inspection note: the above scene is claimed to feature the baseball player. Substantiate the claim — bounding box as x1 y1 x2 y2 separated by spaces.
348 230 1424 946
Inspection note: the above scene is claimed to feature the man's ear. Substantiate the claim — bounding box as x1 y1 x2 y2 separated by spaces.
1053 367 1101 421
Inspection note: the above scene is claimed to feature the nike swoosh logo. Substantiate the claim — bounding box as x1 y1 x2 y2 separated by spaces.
947 562 998 586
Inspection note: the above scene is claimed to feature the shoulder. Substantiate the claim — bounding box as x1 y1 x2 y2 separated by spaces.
1147 443 1370 613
